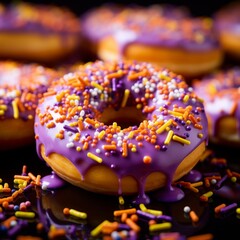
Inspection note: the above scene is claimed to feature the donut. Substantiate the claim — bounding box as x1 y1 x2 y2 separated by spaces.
193 67 240 146
214 1 240 60
0 61 61 150
34 60 208 202
95 5 223 78
0 2 82 65
81 4 189 60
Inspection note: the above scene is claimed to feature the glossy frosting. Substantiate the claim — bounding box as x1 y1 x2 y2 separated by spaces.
0 61 60 121
193 67 240 141
35 60 208 202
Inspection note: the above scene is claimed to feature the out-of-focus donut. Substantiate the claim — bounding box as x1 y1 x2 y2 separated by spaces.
34 60 208 202
0 2 82 64
95 5 223 78
0 61 61 150
81 4 189 60
193 67 240 146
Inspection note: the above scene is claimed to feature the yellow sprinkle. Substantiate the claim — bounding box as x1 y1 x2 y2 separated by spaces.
203 191 213 198
136 103 142 109
146 209 162 216
69 209 87 219
139 203 147 211
121 89 130 108
87 152 102 163
91 81 103 91
67 94 80 100
98 130 105 140
172 135 191 145
91 220 110 237
156 119 173 134
164 130 174 145
168 110 183 118
236 208 240 214
119 196 124 205
15 211 35 218
12 99 19 119
69 122 78 127
0 110 4 115
149 222 172 232
191 181 203 187
183 94 189 103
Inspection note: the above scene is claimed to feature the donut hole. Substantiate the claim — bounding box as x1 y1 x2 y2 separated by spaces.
99 106 146 129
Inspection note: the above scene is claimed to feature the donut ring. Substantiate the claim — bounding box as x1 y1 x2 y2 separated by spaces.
95 5 223 78
34 60 208 201
193 67 240 146
0 61 61 150
0 2 81 64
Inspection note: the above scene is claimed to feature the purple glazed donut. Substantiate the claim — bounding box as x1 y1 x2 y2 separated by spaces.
34 60 208 203
193 67 240 146
0 60 61 150
0 2 81 64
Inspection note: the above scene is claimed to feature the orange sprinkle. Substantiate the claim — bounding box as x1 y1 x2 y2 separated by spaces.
125 218 140 232
113 208 137 217
189 210 199 222
122 142 128 157
214 203 226 214
102 145 117 151
187 233 214 240
143 155 152 164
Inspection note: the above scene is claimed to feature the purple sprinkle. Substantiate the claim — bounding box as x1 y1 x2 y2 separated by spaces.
156 214 172 222
220 203 238 213
215 174 228 190
136 210 156 220
63 125 79 133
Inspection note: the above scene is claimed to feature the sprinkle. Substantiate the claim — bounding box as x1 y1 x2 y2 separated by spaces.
187 233 214 240
214 203 226 214
63 208 87 219
125 218 140 232
12 99 19 119
156 119 173 134
183 206 191 214
113 208 137 217
121 89 130 108
236 208 240 215
98 130 105 140
91 81 103 91
164 130 174 144
143 155 152 164
87 152 102 163
15 211 35 219
219 203 238 214
172 135 191 145
90 220 110 237
149 222 172 232
119 196 125 205
189 210 199 222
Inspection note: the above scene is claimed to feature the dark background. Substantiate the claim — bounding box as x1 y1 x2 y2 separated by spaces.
1 0 238 17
